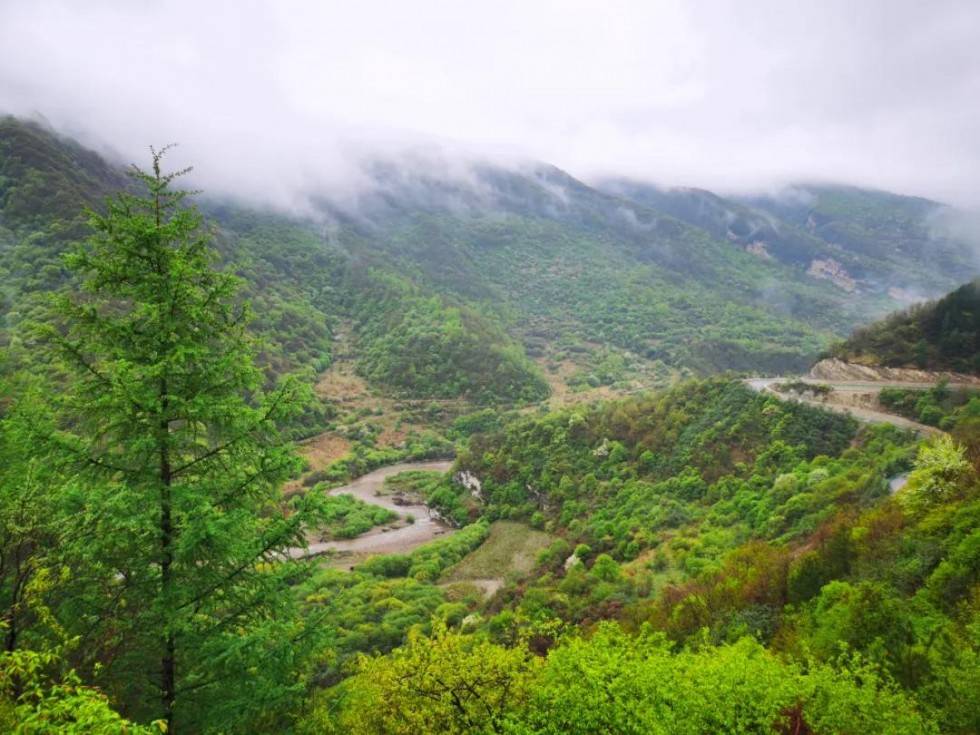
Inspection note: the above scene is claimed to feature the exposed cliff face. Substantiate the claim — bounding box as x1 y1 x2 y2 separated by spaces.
809 357 980 384
807 258 856 292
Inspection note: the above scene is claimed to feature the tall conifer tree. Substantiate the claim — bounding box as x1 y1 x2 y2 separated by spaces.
43 148 324 732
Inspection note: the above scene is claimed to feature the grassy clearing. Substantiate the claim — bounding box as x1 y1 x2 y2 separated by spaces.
441 521 554 583
380 469 443 498
317 494 398 540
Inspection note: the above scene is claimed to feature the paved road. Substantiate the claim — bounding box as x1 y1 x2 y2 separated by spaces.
745 377 942 435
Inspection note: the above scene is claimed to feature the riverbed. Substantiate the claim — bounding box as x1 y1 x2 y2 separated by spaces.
292 460 455 560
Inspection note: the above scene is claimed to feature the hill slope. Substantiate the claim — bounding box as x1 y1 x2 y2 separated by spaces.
829 278 980 374
308 378 980 733
3 115 979 405
600 179 978 297
0 118 547 411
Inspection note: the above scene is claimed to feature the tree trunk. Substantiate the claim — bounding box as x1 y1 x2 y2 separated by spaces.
160 376 176 732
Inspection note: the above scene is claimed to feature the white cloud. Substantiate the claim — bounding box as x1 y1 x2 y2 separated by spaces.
1 0 979 207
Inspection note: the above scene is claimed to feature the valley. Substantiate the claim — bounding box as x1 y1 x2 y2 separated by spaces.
5 1 980 731
295 460 455 561
300 364 959 567
1 117 979 734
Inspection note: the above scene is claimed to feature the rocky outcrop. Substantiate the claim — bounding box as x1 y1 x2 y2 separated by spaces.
454 470 483 501
807 259 856 292
809 358 980 385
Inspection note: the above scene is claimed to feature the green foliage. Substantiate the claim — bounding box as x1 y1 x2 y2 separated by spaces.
402 378 980 730
316 494 398 539
382 469 445 497
337 621 537 734
299 569 448 686
372 212 842 376
803 581 915 666
355 522 491 584
0 647 159 734
449 407 512 438
349 268 549 403
831 279 980 372
405 521 492 582
0 118 124 233
320 622 935 734
25 151 329 732
523 625 934 735
0 383 66 657
613 181 974 295
0 117 127 323
458 379 861 559
879 381 979 428
0 121 339 441
381 468 477 525
903 435 972 508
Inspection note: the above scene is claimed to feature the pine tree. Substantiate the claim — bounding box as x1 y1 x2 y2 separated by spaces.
40 148 325 732
0 381 63 657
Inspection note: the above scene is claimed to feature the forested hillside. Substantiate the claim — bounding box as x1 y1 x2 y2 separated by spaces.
2 118 980 733
0 118 547 420
601 180 977 295
300 380 980 733
4 115 977 411
830 278 980 373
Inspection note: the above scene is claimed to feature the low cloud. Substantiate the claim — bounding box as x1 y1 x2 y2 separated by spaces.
2 0 980 209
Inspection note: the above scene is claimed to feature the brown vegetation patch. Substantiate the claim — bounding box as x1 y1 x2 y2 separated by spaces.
301 432 352 470
536 357 616 408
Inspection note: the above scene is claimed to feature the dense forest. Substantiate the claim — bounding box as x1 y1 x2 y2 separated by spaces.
301 381 980 733
1 123 980 733
830 278 980 373
0 118 548 421
878 381 980 429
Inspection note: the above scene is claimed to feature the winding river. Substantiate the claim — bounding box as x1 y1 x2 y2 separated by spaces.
292 460 455 560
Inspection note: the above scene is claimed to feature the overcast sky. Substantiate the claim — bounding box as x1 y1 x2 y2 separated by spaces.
1 0 979 208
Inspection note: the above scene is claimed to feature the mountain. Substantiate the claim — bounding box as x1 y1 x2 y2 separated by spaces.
4 115 980 733
0 117 128 311
599 179 979 297
828 278 980 374
310 162 977 380
0 118 547 414
3 115 979 409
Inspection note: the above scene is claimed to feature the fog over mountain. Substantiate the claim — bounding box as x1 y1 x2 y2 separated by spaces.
6 5 980 732
2 0 979 210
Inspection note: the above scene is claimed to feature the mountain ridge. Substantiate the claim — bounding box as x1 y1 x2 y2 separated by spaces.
3 114 978 402
828 278 980 374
